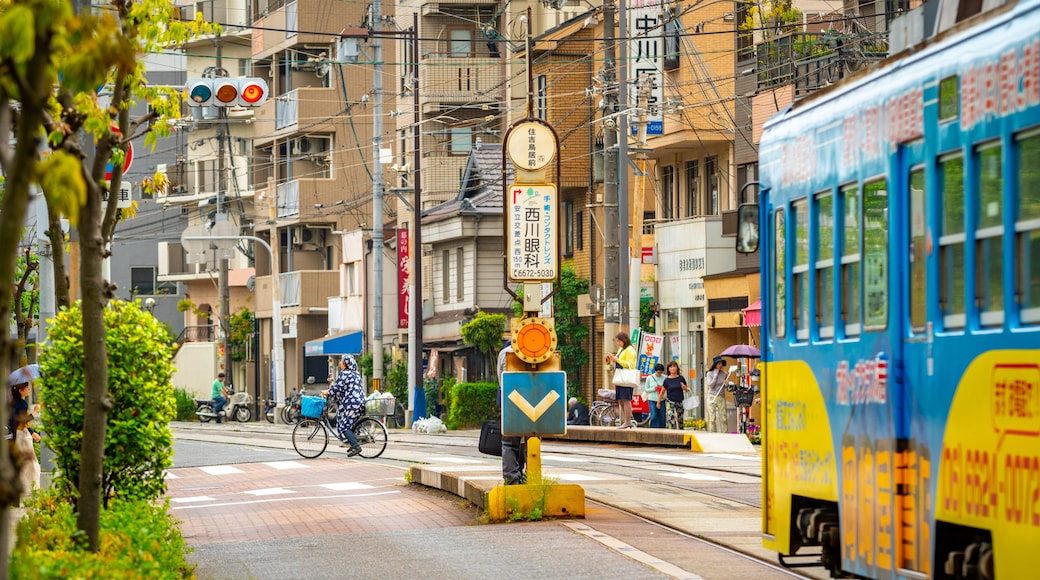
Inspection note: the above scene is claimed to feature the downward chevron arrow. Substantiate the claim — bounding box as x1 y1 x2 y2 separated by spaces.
508 389 560 421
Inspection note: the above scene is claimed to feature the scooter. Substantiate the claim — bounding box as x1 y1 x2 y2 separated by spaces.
195 385 254 423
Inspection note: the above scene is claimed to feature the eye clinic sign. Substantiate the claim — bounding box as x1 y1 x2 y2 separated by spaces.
504 120 559 282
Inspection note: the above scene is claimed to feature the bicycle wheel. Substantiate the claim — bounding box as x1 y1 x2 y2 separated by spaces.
590 403 610 426
388 402 406 429
353 417 387 458
292 419 329 458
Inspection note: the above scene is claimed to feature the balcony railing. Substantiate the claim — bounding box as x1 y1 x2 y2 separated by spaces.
254 270 340 315
419 57 503 104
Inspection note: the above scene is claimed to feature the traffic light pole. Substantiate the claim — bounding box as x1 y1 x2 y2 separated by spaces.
371 0 384 392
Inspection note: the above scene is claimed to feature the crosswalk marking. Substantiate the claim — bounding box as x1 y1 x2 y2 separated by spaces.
263 461 309 470
426 455 483 464
320 482 374 491
662 472 724 482
171 496 216 503
244 488 295 496
199 465 244 476
553 473 605 481
701 453 760 462
541 454 589 462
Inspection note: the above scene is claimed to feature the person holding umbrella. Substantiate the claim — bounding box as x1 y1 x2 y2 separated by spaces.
705 356 730 432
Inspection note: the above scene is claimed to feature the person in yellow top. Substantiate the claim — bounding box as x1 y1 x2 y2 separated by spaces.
605 331 638 429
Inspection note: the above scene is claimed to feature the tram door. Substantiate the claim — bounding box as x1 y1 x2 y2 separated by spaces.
896 143 931 575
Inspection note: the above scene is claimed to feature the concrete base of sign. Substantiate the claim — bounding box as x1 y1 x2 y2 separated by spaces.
683 431 756 453
485 482 586 522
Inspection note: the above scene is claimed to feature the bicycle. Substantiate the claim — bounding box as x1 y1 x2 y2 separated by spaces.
589 389 650 427
291 398 388 459
727 383 759 434
280 388 303 424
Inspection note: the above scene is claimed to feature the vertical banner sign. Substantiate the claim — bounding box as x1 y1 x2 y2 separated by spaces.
629 0 664 135
636 332 664 374
670 335 681 362
507 184 558 281
397 229 409 329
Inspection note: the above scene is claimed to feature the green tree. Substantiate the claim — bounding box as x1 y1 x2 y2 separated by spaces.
13 241 40 365
229 308 255 362
0 0 214 556
460 312 507 381
40 300 176 505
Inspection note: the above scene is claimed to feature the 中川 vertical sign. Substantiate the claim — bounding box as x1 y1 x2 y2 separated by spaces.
629 0 664 135
507 184 557 281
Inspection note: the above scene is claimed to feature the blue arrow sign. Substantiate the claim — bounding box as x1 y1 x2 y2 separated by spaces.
501 371 567 437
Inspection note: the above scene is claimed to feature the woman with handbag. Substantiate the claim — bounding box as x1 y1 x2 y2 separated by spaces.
605 331 638 429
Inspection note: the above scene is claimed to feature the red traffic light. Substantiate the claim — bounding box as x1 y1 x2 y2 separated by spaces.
184 78 269 108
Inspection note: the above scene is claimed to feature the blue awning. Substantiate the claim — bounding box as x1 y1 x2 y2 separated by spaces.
304 329 364 357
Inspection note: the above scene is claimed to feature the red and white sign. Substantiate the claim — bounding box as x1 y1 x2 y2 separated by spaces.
397 229 410 329
105 127 134 180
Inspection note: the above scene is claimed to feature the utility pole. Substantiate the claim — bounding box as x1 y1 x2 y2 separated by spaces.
408 13 423 423
214 28 233 386
618 0 631 333
371 0 384 391
630 77 650 332
603 0 620 363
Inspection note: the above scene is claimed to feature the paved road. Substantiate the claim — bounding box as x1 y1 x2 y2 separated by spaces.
169 425 814 580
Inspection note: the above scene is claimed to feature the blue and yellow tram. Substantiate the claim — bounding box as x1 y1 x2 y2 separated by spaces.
754 1 1040 578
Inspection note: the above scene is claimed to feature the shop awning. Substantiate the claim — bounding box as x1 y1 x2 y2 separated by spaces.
743 300 762 327
304 329 364 357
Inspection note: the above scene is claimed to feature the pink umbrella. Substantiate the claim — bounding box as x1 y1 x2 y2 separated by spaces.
719 344 760 358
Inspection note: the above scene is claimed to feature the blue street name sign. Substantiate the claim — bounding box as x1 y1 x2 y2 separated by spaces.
501 371 567 437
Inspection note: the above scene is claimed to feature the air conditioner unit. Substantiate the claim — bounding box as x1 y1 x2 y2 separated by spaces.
291 136 330 156
292 226 317 245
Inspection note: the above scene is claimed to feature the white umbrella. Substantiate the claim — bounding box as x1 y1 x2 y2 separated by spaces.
7 363 40 387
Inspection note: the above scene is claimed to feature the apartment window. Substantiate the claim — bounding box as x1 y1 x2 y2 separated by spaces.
706 156 719 215
563 200 574 256
663 7 680 70
815 192 834 339
661 166 675 219
536 75 547 120
909 167 927 332
1017 129 1040 324
975 142 1003 326
841 184 862 336
864 179 889 330
456 247 465 301
441 250 450 304
131 267 174 296
685 160 699 217
449 127 472 154
347 262 358 295
448 28 472 57
940 154 966 328
576 209 584 251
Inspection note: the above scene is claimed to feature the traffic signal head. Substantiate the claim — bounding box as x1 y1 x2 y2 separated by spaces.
184 78 269 108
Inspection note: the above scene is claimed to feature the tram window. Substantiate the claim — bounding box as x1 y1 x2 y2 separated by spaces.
939 155 966 328
793 200 809 341
815 192 834 339
909 168 927 332
1015 130 1040 324
774 210 787 339
975 143 1004 326
841 184 861 336
864 179 888 330
939 76 959 123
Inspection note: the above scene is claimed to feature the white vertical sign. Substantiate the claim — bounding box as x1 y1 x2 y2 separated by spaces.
629 0 664 135
507 184 558 281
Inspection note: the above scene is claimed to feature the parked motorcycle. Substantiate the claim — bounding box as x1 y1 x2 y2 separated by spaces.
194 385 254 423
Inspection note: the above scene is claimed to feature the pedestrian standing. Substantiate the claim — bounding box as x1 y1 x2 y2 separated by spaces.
9 382 41 502
605 331 638 429
705 356 730 433
498 343 526 484
662 361 690 429
644 363 667 428
211 372 228 424
322 355 366 456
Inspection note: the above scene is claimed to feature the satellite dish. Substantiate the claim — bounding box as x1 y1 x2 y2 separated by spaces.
246 275 256 292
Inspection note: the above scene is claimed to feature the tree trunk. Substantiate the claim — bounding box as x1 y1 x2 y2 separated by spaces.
75 182 110 552
48 207 71 310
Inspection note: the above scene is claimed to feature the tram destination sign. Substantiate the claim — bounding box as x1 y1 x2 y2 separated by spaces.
507 183 558 281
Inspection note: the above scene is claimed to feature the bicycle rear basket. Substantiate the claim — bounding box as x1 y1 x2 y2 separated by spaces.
300 396 326 418
733 387 756 407
365 395 395 416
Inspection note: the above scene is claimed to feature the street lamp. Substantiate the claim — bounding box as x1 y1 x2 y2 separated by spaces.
183 234 286 422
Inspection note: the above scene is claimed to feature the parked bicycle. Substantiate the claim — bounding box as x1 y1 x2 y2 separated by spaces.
280 388 303 424
589 389 650 427
291 396 387 459
727 382 759 434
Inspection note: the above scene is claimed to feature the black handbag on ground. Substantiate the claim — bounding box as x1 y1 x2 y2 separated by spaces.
478 419 503 456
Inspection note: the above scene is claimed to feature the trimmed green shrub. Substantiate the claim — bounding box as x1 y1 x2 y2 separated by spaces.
445 381 499 430
12 491 194 578
173 387 196 421
39 300 176 505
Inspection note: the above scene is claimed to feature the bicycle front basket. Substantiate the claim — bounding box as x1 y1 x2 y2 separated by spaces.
734 387 756 407
300 396 326 418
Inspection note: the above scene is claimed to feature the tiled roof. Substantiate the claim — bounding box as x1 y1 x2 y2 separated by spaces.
423 144 513 224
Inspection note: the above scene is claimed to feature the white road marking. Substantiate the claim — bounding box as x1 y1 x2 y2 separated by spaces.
427 456 483 464
263 461 309 470
164 472 179 479
170 496 216 504
320 482 375 491
552 473 605 482
199 465 244 476
244 488 295 496
624 452 690 461
661 472 724 482
541 454 589 462
701 453 760 462
170 491 399 510
560 521 703 580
